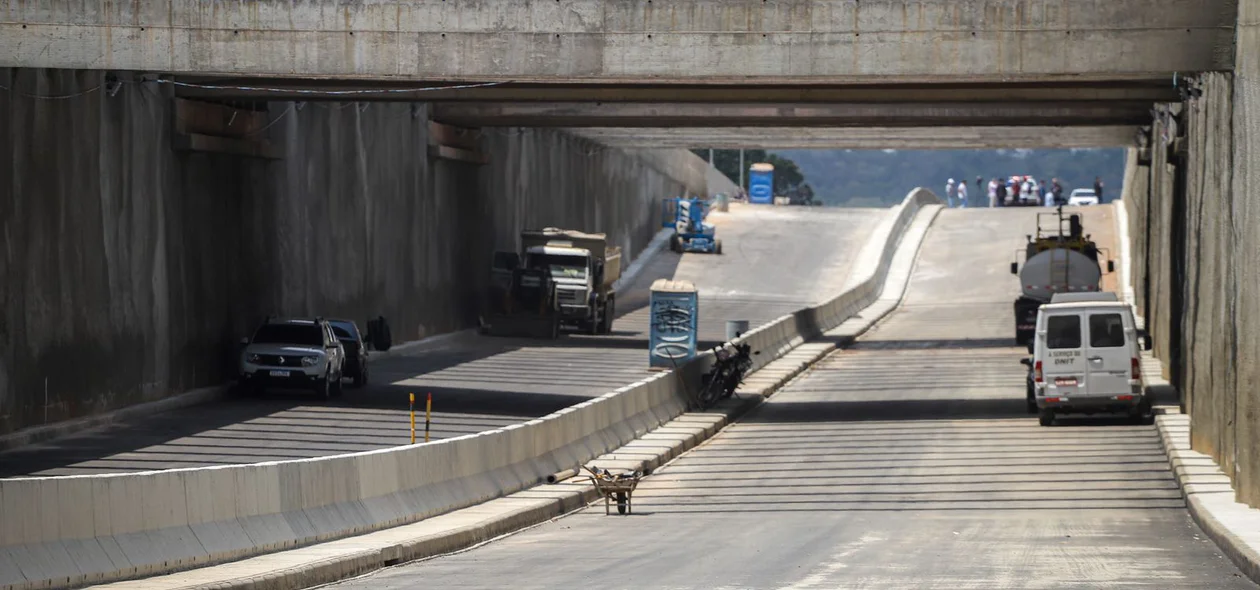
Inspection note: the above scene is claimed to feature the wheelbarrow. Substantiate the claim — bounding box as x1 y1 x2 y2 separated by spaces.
583 465 642 515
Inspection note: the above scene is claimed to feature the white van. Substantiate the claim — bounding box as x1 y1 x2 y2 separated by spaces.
1021 293 1153 426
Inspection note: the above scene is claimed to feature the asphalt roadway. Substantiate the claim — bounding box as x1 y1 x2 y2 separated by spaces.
0 204 883 477
328 206 1257 590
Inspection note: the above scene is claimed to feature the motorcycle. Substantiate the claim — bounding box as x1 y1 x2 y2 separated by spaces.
696 342 758 408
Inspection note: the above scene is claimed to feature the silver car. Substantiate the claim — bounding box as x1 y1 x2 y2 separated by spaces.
238 318 345 399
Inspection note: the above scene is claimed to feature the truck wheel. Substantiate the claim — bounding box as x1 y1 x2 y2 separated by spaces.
670 235 681 253
715 240 723 255
1038 409 1055 427
549 318 560 339
600 300 615 334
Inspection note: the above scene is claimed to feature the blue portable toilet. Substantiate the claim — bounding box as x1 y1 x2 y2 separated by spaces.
649 279 699 369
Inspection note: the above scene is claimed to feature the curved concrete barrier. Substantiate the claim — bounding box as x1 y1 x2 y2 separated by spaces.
725 188 941 375
0 188 939 590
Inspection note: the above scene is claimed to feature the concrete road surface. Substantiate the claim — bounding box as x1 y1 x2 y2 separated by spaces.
0 205 882 476
327 206 1256 590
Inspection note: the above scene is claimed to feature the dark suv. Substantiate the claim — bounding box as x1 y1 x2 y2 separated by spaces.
238 318 346 399
328 319 369 387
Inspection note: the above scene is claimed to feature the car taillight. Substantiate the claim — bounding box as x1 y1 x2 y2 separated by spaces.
1132 357 1141 380
1034 360 1043 383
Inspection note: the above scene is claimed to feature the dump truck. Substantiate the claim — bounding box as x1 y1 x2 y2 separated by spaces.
1009 210 1114 346
483 228 621 338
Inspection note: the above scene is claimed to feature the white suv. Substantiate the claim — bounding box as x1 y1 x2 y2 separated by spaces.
239 318 345 399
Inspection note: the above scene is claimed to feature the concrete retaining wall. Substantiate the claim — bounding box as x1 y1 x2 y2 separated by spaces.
0 67 707 438
705 164 740 198
1232 0 1260 507
1122 0 1260 508
0 181 934 589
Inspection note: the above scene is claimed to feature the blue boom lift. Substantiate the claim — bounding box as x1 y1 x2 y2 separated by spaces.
662 196 722 254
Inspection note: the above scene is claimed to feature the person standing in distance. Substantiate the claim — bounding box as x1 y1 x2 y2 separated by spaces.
1094 176 1105 203
945 178 956 208
957 180 968 208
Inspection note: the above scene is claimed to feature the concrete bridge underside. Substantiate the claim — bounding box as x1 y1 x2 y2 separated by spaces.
566 125 1140 149
0 0 1237 82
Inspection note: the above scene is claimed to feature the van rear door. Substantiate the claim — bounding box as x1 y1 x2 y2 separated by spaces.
1042 313 1085 396
1085 311 1131 396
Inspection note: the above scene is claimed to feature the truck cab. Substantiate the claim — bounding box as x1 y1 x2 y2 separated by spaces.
1023 293 1152 426
522 245 596 321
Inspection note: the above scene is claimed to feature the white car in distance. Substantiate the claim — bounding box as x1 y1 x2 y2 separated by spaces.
1068 188 1100 206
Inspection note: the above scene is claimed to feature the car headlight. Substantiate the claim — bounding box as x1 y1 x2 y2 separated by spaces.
246 353 261 363
301 356 321 367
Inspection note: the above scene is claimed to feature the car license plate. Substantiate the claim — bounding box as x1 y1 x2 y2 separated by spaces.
269 370 290 378
1055 377 1077 386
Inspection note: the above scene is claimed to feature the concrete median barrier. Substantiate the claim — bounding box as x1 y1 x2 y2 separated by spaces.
725 188 941 378
0 188 938 590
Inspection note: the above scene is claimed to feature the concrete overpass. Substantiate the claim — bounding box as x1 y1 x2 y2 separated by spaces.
429 101 1153 128
0 0 1237 83
565 125 1141 149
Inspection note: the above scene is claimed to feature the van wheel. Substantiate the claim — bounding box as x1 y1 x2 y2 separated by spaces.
1038 409 1055 427
1131 400 1154 425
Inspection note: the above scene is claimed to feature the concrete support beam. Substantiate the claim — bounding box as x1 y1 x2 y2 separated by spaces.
433 102 1152 127
564 126 1140 149
0 0 1237 82
167 78 1183 104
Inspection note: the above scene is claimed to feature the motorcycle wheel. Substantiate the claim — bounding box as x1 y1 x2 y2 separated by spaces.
698 368 727 408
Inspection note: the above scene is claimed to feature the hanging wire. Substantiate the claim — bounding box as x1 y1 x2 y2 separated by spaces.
243 104 296 136
0 84 102 100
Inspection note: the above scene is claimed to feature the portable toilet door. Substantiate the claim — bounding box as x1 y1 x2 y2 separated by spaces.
649 279 699 369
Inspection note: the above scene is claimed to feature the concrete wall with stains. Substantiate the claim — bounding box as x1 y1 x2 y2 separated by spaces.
1122 0 1260 504
0 0 1237 81
0 68 707 436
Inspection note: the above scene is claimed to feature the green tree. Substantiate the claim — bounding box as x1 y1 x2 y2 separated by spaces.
765 154 804 194
691 149 808 193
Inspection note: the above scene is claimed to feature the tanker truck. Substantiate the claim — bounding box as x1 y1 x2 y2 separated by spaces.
1009 210 1115 346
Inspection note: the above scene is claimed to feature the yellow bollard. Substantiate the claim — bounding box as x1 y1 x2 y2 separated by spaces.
409 393 416 444
425 392 432 443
